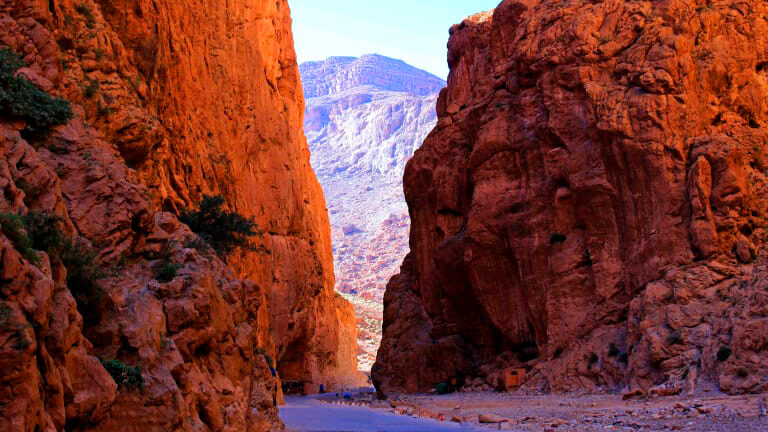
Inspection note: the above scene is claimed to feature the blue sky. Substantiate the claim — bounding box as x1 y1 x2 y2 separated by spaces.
290 0 501 79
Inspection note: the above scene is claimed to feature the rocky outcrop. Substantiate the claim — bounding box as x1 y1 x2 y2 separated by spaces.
301 55 443 370
1 112 281 431
374 0 768 396
1 0 360 430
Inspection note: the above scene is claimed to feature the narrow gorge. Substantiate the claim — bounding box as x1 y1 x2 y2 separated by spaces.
300 54 443 371
3 0 768 431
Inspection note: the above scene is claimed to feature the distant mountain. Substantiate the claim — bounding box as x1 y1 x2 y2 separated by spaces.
301 54 445 99
300 54 444 371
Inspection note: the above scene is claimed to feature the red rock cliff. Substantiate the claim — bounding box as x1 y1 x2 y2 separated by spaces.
0 0 360 430
374 0 768 396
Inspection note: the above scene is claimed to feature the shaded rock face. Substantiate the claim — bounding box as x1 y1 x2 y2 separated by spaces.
374 0 768 396
300 55 444 371
0 0 359 431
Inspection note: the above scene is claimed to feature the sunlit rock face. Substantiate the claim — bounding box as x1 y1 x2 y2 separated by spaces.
374 0 768 396
0 0 362 430
301 54 444 370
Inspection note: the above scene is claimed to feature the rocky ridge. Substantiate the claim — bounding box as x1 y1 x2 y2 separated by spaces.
300 55 444 370
0 0 361 430
374 0 768 397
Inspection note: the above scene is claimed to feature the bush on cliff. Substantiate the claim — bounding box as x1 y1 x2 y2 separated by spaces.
155 261 181 282
178 195 261 256
101 359 143 391
60 238 107 308
717 345 732 362
16 212 105 307
0 48 73 137
0 212 39 263
23 211 66 255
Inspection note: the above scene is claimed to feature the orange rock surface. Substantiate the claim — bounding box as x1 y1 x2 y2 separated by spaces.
0 0 361 430
374 0 768 396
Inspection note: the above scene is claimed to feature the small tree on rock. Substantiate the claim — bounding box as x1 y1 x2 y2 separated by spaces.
178 195 260 256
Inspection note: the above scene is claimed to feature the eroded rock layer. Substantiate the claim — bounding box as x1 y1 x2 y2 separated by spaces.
374 0 768 396
0 0 360 430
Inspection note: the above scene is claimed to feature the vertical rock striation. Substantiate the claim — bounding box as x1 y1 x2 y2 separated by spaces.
0 0 360 431
374 0 768 396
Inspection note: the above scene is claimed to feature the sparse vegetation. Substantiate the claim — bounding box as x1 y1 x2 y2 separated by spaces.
0 302 11 327
0 212 39 264
75 3 96 28
101 359 143 390
14 330 30 350
0 48 73 138
96 103 114 117
435 382 451 394
4 211 106 309
666 329 683 345
736 367 749 378
83 79 99 99
61 238 106 307
23 211 66 255
618 352 629 364
155 261 181 282
608 343 620 357
587 352 599 370
550 233 567 245
178 195 261 256
717 345 732 362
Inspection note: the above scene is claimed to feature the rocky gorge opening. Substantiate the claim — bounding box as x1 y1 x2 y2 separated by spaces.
3 0 768 431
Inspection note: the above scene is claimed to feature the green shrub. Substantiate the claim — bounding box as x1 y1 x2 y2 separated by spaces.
61 238 106 307
435 382 451 394
178 195 260 256
155 261 181 282
75 3 96 28
666 330 683 345
587 352 599 370
717 345 732 362
0 302 11 327
83 79 99 99
96 103 114 117
0 212 39 264
549 233 567 245
0 48 73 137
23 211 66 255
101 359 143 390
608 343 620 357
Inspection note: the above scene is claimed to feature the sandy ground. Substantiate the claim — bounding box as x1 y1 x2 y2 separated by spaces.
394 391 768 431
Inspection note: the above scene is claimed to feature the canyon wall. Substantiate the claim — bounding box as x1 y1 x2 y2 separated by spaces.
0 0 359 430
374 0 768 396
301 54 443 370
